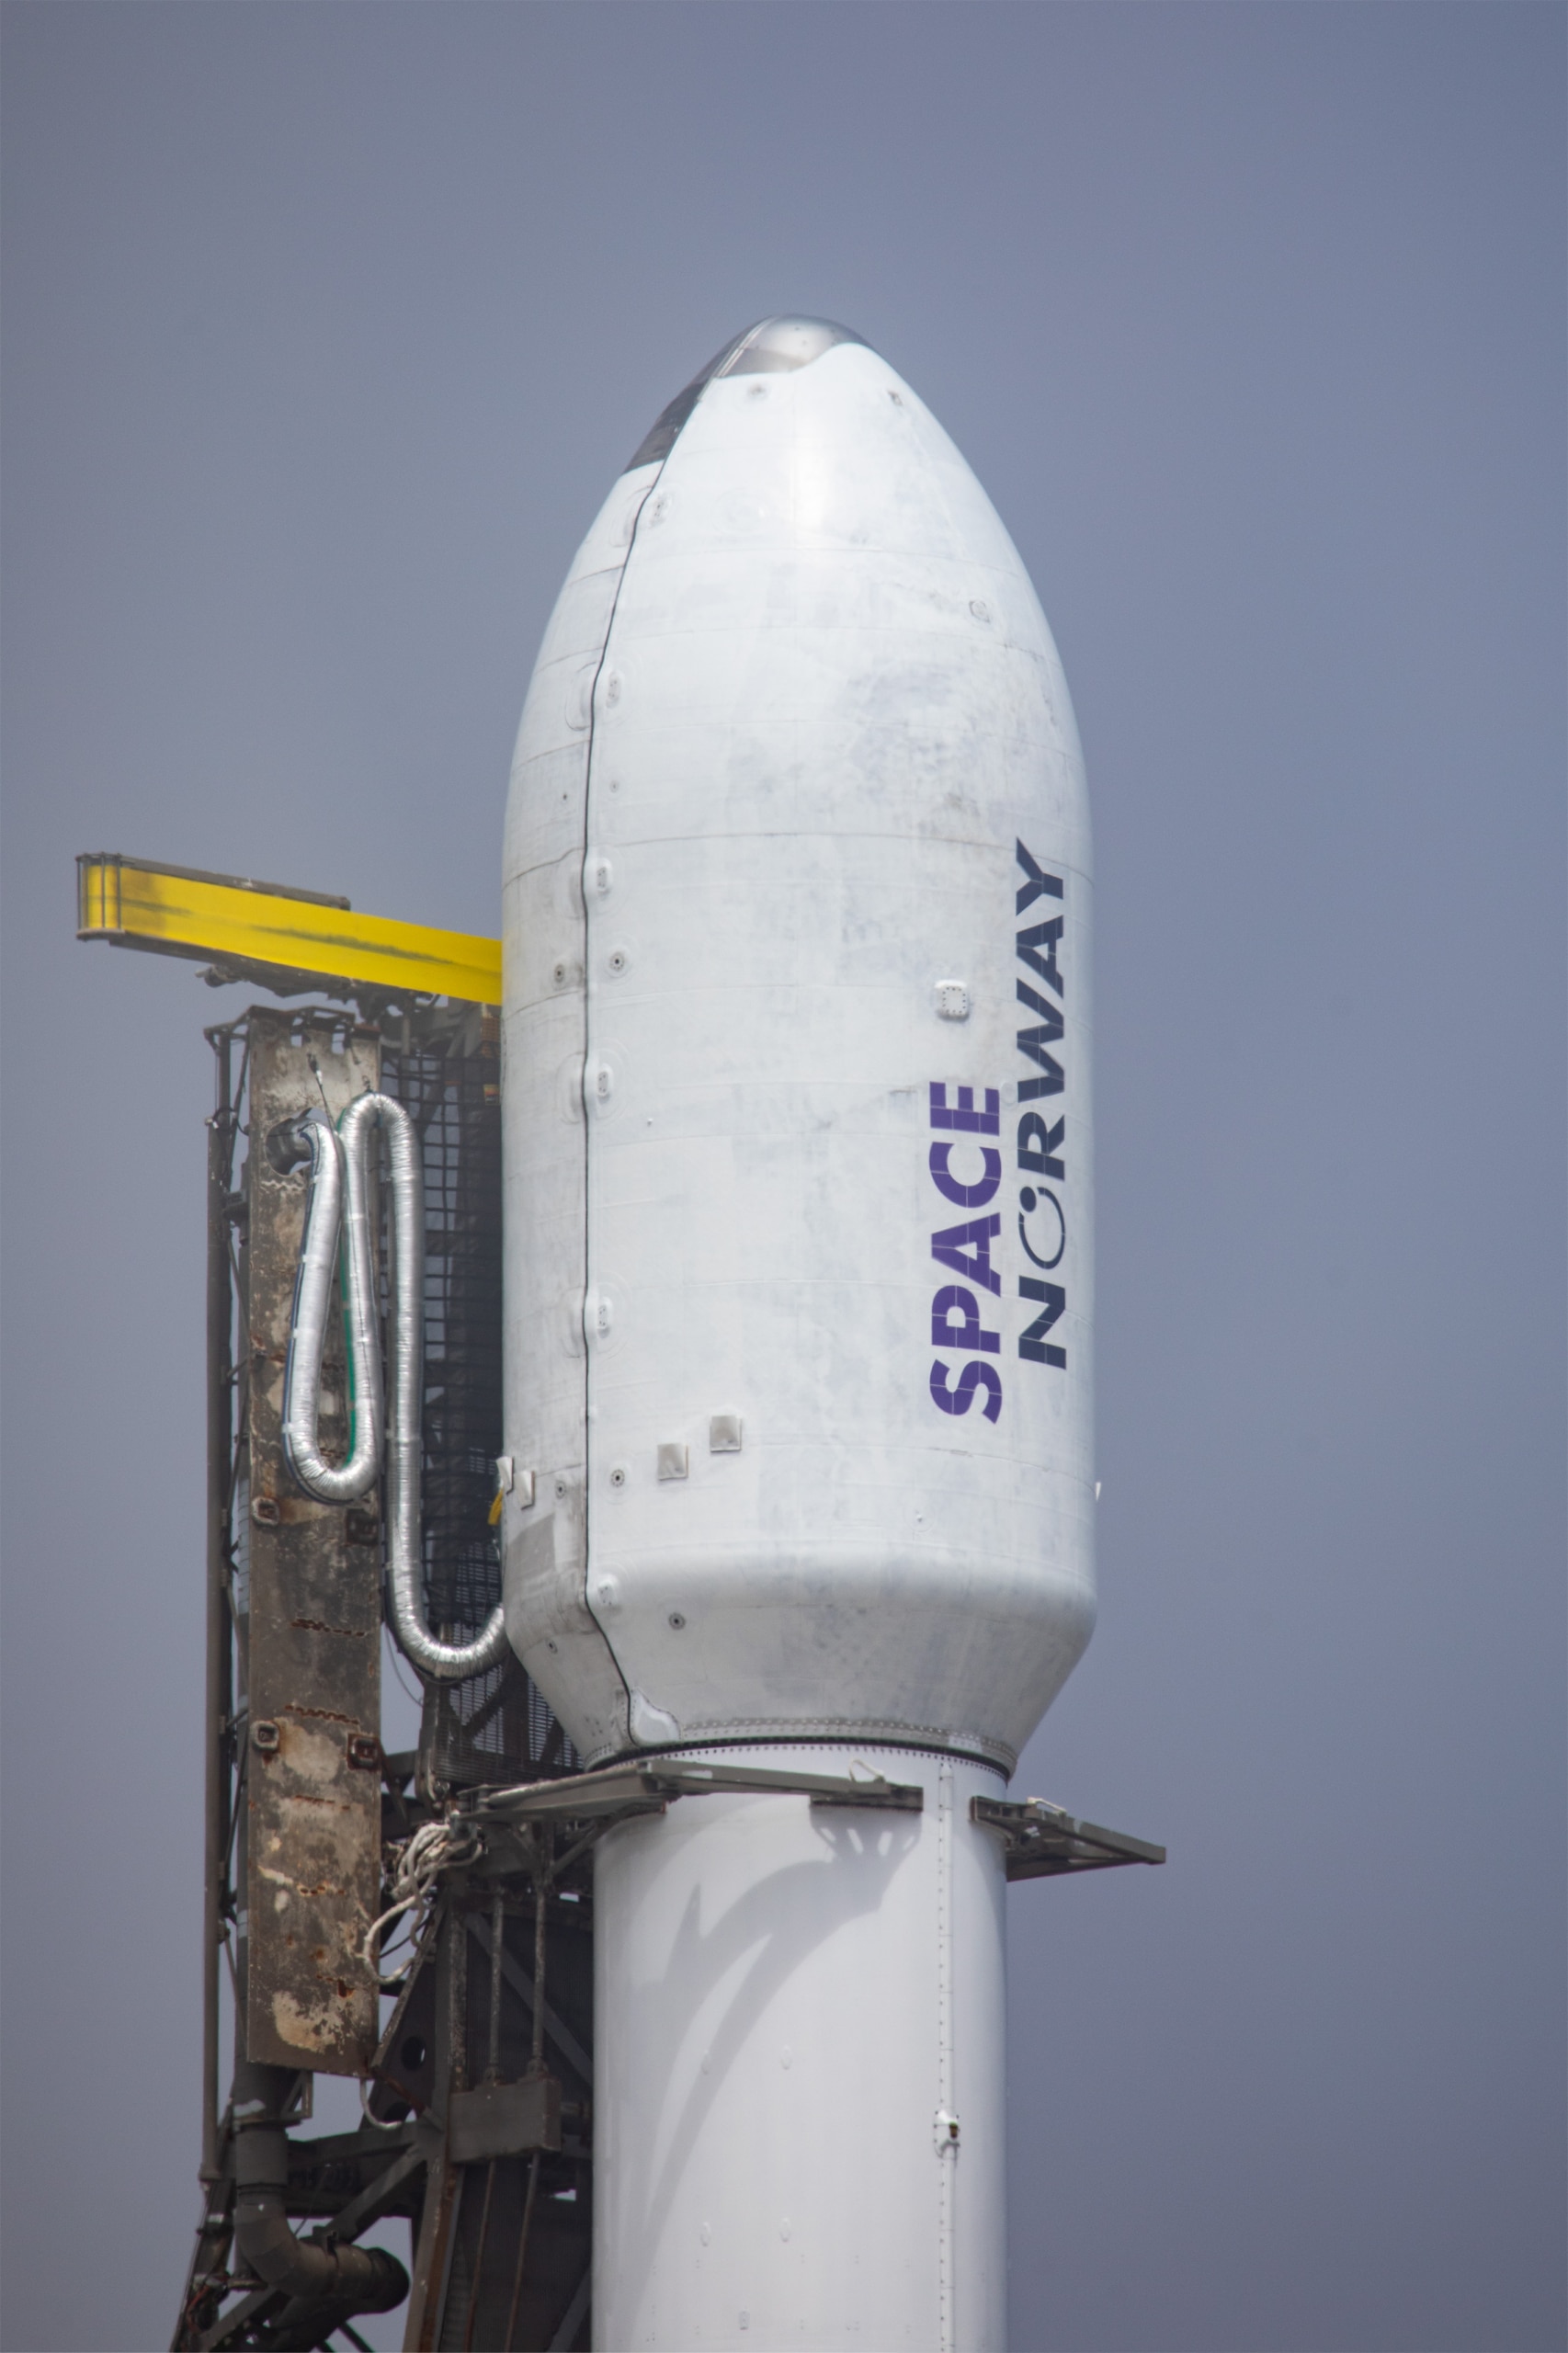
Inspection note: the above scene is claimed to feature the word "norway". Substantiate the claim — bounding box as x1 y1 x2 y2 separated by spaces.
1015 836 1068 1372
926 839 1069 1425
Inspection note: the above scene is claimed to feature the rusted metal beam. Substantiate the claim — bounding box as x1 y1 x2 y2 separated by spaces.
202 1025 237 2182
243 1010 383 2075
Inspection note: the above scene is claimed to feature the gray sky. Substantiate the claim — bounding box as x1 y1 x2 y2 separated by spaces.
3 6 1562 2350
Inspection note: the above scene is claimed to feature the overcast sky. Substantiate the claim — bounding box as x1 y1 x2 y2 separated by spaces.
3 6 1563 2350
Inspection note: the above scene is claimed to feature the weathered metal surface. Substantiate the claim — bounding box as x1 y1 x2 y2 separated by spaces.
244 1009 383 2075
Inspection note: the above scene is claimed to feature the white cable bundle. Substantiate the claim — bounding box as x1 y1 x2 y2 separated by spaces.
362 1818 476 1972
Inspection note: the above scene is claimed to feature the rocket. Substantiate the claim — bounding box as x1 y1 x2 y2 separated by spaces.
81 311 1146 2353
498 316 1095 2349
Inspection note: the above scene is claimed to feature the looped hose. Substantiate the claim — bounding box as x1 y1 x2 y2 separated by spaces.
282 1091 509 1683
281 1118 381 1500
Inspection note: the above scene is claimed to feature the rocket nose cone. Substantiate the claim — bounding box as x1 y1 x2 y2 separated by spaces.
625 314 870 472
725 315 869 374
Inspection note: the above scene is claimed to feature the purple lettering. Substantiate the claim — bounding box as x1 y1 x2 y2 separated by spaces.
1017 1112 1064 1179
928 1141 1002 1209
931 1284 1001 1354
1018 1277 1066 1369
1015 839 1064 917
929 1083 1000 1135
929 1358 1004 1422
932 1214 1002 1296
1017 917 1064 995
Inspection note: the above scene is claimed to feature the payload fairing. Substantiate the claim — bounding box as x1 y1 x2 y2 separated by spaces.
501 317 1095 2348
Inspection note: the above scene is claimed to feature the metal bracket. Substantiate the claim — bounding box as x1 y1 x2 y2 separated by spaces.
448 2075 562 2164
75 850 501 1006
458 1756 926 1832
971 1795 1165 1881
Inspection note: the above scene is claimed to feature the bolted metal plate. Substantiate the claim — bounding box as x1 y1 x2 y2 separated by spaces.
448 2073 563 2164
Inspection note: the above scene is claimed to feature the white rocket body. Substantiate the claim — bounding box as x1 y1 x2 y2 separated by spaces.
501 318 1094 2348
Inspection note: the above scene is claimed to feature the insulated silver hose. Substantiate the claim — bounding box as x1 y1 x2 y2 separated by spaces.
283 1091 509 1683
281 1119 381 1500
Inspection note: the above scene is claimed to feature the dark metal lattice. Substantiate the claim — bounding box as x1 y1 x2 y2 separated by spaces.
382 1029 576 1787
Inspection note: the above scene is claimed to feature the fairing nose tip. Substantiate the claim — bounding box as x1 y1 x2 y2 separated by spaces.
726 315 869 375
625 314 872 472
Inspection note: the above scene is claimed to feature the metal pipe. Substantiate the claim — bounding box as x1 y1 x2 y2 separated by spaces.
485 1892 506 2083
504 2153 542 2353
232 2063 407 2315
282 1090 507 1680
200 1028 235 2185
281 1117 380 1501
356 1092 509 1682
529 1829 549 2076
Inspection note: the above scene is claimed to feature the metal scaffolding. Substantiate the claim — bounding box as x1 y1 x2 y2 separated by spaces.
173 1002 591 2353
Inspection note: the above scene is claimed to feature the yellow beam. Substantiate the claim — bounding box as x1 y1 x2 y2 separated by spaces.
76 854 501 1006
